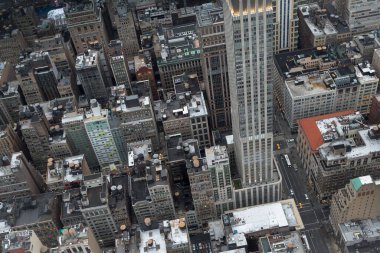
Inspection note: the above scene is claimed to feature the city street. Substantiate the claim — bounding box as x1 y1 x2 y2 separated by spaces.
274 101 333 253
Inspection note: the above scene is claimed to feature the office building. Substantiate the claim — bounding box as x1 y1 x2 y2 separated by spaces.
108 40 131 89
129 142 176 225
134 55 157 100
197 3 232 132
80 173 118 247
136 218 191 253
156 24 203 93
0 62 15 86
76 50 108 103
62 110 99 170
19 104 52 173
111 94 159 151
223 0 282 206
330 175 380 233
0 192 61 247
273 0 299 53
372 48 380 75
84 100 121 167
50 224 101 253
283 70 337 131
187 156 217 227
258 232 309 253
297 110 355 175
114 0 140 58
0 82 21 126
0 125 23 158
369 95 380 124
45 155 90 193
33 33 76 75
154 74 210 149
205 146 234 217
221 199 304 251
11 6 38 45
298 4 351 48
0 29 27 64
335 0 380 33
335 219 380 253
165 135 200 207
0 152 43 201
280 62 378 131
353 33 380 61
109 175 132 229
65 0 109 54
299 112 380 199
2 230 47 253
16 52 61 105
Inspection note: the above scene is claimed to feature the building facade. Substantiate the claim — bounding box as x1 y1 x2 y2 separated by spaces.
84 100 121 167
223 0 282 206
330 175 380 233
76 50 109 103
197 3 232 132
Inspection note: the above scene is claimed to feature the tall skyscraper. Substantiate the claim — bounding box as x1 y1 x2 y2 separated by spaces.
273 0 298 53
223 0 282 207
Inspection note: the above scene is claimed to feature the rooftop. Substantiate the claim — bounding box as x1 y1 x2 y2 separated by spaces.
0 193 56 227
298 110 356 151
339 218 380 247
318 125 380 162
166 135 200 162
222 199 303 237
154 92 207 121
2 230 36 252
274 47 344 79
205 145 229 166
58 224 91 246
75 50 99 69
350 175 374 191
299 5 337 36
259 232 307 253
46 155 86 187
65 1 94 14
165 218 188 247
156 23 201 65
285 71 335 97
196 2 223 27
112 95 151 115
138 228 167 253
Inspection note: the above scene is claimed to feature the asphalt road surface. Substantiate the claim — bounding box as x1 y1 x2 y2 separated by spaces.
277 152 332 253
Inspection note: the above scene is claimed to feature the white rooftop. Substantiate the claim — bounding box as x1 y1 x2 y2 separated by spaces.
139 228 166 253
166 218 188 246
205 145 229 166
315 112 363 143
228 202 289 234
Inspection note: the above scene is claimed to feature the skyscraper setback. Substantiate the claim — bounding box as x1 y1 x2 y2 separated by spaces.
224 0 282 206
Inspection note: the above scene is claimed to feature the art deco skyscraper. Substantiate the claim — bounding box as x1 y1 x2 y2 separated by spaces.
224 0 282 207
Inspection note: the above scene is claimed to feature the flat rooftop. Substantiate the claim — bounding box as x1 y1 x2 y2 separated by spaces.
222 199 303 235
285 71 335 97
166 218 188 246
196 2 223 27
166 135 200 162
154 92 207 122
139 228 167 253
75 50 98 69
319 126 380 161
339 218 380 246
298 110 356 151
156 24 201 65
260 232 307 253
